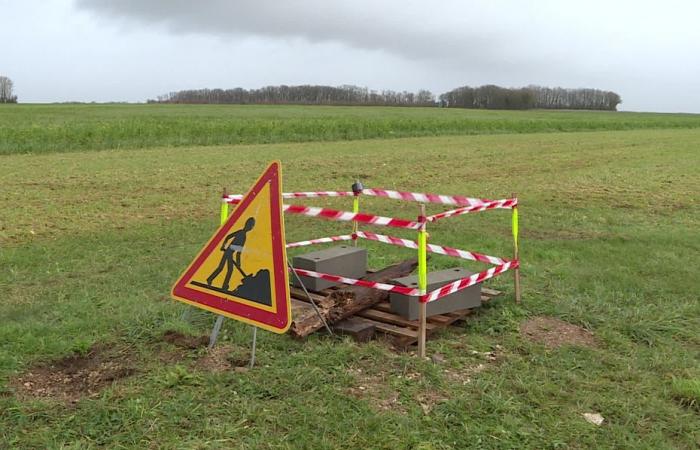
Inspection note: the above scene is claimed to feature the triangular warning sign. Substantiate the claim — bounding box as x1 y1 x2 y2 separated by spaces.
171 161 291 333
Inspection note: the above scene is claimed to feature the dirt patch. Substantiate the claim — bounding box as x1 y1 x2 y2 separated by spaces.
196 345 249 373
520 316 597 349
11 345 136 404
346 366 406 413
162 330 209 349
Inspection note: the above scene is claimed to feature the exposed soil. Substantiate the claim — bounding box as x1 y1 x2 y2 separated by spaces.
11 345 136 404
346 366 405 413
520 316 597 349
196 345 242 373
162 330 209 349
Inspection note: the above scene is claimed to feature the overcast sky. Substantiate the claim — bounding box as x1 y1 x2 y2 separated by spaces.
2 0 699 112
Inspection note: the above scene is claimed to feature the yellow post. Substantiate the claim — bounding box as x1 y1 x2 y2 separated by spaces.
352 195 359 246
417 204 428 358
512 193 521 304
221 188 229 226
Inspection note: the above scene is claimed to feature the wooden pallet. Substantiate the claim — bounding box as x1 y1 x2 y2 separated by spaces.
289 281 501 348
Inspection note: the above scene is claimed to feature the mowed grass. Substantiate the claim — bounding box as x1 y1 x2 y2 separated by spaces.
1 115 699 448
2 103 700 155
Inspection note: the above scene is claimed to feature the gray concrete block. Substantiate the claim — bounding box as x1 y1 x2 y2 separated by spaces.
292 245 368 291
390 268 481 320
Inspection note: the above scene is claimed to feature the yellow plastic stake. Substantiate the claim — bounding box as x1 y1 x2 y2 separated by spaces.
417 204 428 358
512 205 519 253
220 188 229 226
511 194 521 304
352 196 359 246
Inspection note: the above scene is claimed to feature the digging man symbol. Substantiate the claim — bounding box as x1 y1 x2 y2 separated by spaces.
207 217 256 291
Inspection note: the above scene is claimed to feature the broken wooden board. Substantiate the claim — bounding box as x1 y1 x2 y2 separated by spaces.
288 259 418 338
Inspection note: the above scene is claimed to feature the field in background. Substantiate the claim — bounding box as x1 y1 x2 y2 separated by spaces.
1 105 699 449
2 103 700 155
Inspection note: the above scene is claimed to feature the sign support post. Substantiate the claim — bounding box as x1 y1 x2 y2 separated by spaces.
512 192 521 304
417 203 428 358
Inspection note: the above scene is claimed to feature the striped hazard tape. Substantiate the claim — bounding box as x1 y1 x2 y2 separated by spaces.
226 191 353 203
290 261 517 303
361 188 488 206
426 198 518 221
354 231 508 265
283 204 422 230
286 234 353 248
424 261 517 302
291 268 420 296
225 199 421 230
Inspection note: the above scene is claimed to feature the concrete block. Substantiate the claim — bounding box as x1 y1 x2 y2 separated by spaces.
292 245 367 291
390 268 481 320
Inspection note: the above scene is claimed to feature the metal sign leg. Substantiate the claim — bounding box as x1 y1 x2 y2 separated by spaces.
208 315 225 350
249 326 257 368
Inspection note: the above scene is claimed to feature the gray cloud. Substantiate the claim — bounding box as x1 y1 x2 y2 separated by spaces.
76 0 543 72
2 1 698 110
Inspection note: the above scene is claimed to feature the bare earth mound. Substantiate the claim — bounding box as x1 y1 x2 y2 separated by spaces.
11 345 136 404
162 330 209 349
520 316 597 349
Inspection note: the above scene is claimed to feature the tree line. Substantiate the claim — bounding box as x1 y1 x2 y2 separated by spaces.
150 84 622 110
149 85 436 107
439 85 621 110
0 76 18 103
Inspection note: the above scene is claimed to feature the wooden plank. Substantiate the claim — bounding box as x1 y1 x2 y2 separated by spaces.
359 318 418 339
289 259 417 338
372 302 393 313
426 314 454 325
289 286 327 303
358 309 438 330
482 287 501 296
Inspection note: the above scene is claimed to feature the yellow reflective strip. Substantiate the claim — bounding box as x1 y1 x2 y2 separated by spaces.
512 206 519 251
418 228 428 294
220 201 229 226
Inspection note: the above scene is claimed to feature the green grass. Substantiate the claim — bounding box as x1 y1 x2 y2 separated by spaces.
2 103 700 155
1 107 699 448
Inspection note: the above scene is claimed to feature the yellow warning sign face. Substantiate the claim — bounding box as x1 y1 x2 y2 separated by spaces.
171 161 291 333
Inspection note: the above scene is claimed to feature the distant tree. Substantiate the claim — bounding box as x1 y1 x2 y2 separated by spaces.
0 76 17 103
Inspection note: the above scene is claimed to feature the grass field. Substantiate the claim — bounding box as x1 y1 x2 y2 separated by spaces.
3 103 700 155
1 105 699 449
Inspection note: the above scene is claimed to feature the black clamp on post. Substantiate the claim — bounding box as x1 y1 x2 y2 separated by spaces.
351 180 364 195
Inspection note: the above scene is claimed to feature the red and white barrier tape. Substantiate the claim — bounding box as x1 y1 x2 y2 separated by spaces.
291 261 517 302
226 191 353 203
426 198 517 221
284 204 422 230
226 188 492 207
286 234 353 248
224 198 421 229
354 231 508 265
424 261 517 302
291 268 420 296
361 188 487 207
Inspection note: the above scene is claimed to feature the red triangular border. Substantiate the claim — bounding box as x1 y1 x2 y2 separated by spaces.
171 161 291 333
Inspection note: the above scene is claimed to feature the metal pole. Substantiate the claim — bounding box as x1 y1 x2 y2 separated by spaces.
512 192 521 304
208 315 224 350
249 326 257 368
417 204 428 358
288 260 334 335
207 188 231 348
